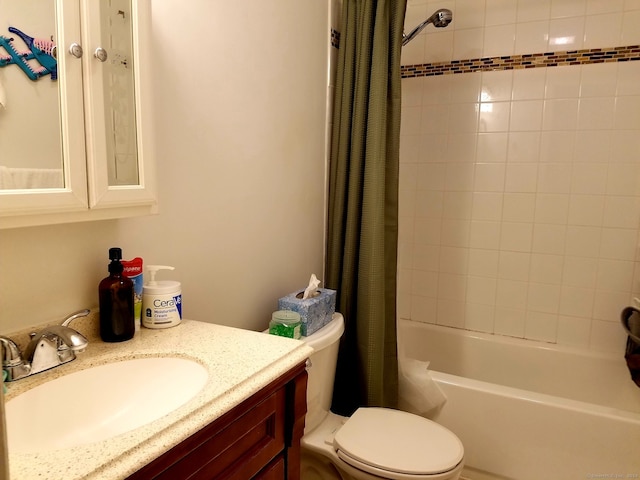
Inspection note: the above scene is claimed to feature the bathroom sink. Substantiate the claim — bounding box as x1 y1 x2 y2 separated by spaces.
6 357 209 454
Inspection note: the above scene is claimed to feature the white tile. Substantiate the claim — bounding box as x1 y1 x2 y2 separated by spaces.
411 270 438 296
414 216 442 244
556 315 591 347
481 70 514 102
498 250 532 280
439 246 470 274
574 131 611 163
537 163 572 193
565 225 602 257
413 244 441 271
603 196 640 229
464 303 496 333
512 68 547 100
606 164 640 195
589 319 627 353
611 131 640 163
551 0 587 18
614 95 640 130
436 299 466 328
468 248 500 277
424 31 455 64
580 63 618 98
548 16 585 50
584 13 623 49
420 134 448 163
507 132 541 163
587 0 625 14
593 290 630 321
449 72 482 103
415 191 444 218
527 283 561 313
524 310 558 343
571 163 608 194
514 21 550 55
455 0 487 29
400 135 422 164
403 77 425 107
423 75 453 105
472 192 504 221
622 10 640 45
596 258 635 292
476 133 508 162
501 222 534 252
532 224 566 254
449 103 480 133
486 0 518 25
474 163 506 191
599 227 637 260
505 163 539 192
445 163 475 191
540 131 575 163
410 295 438 323
529 253 564 284
453 28 485 60
443 191 474 219
446 133 477 163
559 286 595 317
502 192 536 221
545 65 581 99
562 256 598 288
466 276 498 305
479 102 511 132
617 61 640 96
496 279 529 308
439 272 467 299
484 24 516 57
421 104 449 134
494 307 527 337
577 97 616 130
625 0 640 10
402 106 423 136
543 99 578 131
535 193 570 224
441 219 471 247
417 163 446 191
469 221 502 249
568 194 605 226
517 0 552 22
511 100 544 131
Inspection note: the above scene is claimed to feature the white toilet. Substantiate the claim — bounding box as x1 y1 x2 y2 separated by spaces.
300 313 464 480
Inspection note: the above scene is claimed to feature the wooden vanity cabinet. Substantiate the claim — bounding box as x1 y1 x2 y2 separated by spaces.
127 361 308 480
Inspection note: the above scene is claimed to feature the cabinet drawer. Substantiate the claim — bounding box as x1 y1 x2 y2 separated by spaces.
254 454 286 480
131 388 285 480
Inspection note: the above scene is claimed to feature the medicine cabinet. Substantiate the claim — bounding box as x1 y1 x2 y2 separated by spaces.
0 0 156 229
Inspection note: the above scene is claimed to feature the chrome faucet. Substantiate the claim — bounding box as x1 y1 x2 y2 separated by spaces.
1 309 90 382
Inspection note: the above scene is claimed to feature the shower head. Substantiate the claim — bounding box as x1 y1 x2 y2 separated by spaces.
402 8 453 46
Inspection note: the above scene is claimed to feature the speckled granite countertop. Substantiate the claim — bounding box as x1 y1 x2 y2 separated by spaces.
5 314 313 480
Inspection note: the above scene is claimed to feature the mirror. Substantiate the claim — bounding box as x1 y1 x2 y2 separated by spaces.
0 1 63 189
0 0 139 190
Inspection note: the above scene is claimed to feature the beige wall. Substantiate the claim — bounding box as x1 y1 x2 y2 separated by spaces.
399 0 640 354
0 1 330 334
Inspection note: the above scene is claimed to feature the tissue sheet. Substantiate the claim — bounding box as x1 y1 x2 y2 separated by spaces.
278 287 336 336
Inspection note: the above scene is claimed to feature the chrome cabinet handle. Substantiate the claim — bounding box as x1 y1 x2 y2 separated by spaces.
69 43 83 58
94 47 108 62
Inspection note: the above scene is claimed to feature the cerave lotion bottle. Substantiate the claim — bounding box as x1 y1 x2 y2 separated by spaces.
142 265 182 329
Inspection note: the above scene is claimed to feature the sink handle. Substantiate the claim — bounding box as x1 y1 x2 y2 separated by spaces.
61 309 90 327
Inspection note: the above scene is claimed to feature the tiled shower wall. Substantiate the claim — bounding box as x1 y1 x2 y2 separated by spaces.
397 0 640 354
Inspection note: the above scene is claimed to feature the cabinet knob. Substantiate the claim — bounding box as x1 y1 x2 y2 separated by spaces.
94 47 108 62
68 43 83 58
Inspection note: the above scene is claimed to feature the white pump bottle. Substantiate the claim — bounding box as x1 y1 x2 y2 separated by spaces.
142 265 182 329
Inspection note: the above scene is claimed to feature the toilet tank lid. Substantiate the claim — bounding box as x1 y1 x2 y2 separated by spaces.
334 407 464 476
300 313 344 351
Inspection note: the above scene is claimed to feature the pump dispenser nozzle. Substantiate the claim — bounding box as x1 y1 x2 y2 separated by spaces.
146 265 175 286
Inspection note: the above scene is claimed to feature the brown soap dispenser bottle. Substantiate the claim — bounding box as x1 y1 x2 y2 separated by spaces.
99 247 135 342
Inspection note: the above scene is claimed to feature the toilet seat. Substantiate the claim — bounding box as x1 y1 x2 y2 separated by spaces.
333 408 464 479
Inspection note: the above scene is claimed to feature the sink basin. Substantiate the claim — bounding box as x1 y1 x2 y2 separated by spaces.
6 357 209 454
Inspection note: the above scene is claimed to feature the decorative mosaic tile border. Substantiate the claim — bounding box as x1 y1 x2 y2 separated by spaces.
401 45 640 78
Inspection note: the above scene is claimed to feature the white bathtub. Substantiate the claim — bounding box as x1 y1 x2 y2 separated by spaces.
397 319 640 480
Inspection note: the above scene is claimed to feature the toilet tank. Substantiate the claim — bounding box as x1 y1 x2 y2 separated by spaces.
300 313 344 434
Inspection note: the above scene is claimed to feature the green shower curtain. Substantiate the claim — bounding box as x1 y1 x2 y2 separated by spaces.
325 0 406 416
